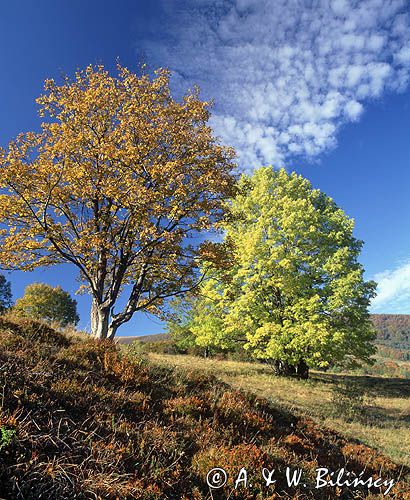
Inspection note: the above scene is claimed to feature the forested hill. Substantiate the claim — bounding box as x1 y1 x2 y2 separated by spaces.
371 314 410 349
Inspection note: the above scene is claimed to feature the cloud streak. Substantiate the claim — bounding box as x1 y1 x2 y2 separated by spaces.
139 0 410 168
372 261 410 313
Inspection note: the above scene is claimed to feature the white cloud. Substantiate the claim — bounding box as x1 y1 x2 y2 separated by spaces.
396 45 410 63
139 0 410 169
372 261 410 313
345 100 363 120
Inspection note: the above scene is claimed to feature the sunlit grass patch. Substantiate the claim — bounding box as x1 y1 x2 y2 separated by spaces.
147 353 410 466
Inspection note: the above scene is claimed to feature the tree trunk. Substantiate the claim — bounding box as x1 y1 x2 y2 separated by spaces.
296 359 309 379
90 299 111 340
268 359 309 378
269 360 296 376
108 323 118 340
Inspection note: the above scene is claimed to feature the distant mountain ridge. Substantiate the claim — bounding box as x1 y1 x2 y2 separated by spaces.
116 333 169 344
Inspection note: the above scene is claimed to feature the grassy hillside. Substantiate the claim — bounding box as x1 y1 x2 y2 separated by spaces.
118 313 410 379
145 353 410 468
0 317 409 498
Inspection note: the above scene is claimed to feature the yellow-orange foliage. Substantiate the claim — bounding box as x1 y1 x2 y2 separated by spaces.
0 64 237 339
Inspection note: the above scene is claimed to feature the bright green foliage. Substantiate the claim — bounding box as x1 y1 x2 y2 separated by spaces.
166 288 228 352
193 167 377 370
166 295 198 351
14 283 79 326
0 426 16 450
189 277 236 351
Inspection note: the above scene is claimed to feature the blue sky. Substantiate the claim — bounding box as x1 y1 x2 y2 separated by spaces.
1 0 410 335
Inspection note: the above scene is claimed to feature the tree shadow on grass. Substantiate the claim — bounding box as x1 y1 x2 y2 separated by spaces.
312 371 410 398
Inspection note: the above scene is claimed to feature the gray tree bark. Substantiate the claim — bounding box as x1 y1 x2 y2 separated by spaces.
90 299 111 340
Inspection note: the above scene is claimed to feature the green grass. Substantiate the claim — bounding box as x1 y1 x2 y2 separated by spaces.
146 353 410 466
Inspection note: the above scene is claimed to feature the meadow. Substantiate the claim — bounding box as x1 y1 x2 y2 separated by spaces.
143 351 410 467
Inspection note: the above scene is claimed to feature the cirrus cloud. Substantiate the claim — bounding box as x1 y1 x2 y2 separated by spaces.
138 0 410 169
372 261 410 313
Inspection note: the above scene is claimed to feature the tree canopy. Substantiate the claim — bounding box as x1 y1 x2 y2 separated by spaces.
14 283 79 326
0 64 237 339
190 167 377 377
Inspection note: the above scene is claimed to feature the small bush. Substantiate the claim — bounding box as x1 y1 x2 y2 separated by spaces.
0 426 15 450
137 339 180 355
193 443 272 497
164 395 207 418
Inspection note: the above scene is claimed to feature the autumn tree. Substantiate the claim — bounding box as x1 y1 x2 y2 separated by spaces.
14 283 79 326
192 167 377 378
0 64 236 339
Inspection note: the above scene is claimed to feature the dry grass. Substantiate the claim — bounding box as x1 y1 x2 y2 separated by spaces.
146 353 410 467
1 319 409 498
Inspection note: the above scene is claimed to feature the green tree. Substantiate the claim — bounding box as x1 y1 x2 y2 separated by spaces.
166 287 231 357
166 295 198 352
0 274 12 313
189 277 236 352
193 167 377 378
14 283 80 326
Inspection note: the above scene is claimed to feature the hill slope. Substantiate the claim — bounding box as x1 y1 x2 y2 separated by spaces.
372 314 410 349
0 317 408 499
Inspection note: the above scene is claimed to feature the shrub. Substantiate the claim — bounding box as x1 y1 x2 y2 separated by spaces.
0 426 15 450
126 339 179 356
164 396 208 418
193 443 272 497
